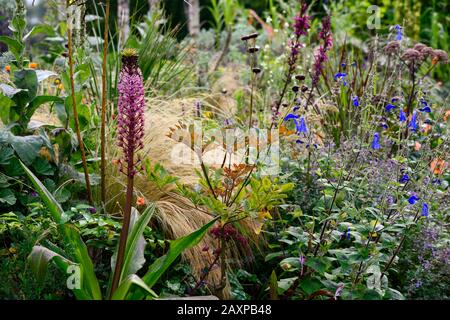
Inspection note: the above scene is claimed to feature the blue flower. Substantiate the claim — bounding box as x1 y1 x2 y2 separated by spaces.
421 203 429 217
371 132 380 150
394 25 402 41
284 114 299 121
399 109 407 122
419 99 431 113
296 139 304 144
408 195 420 204
408 111 418 131
399 174 409 183
334 72 348 86
385 103 397 112
342 228 351 240
341 63 347 68
391 97 399 103
298 116 308 133
353 96 359 107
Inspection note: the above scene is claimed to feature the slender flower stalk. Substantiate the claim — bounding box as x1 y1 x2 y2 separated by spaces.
271 2 310 127
66 0 93 205
306 15 332 115
110 49 145 296
100 0 111 207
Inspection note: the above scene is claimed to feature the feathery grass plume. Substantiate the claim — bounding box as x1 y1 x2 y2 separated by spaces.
111 48 145 296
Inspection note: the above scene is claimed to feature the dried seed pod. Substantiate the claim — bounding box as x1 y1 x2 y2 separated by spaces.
295 74 306 81
241 33 259 41
247 46 260 54
292 85 300 93
252 67 261 74
301 85 309 92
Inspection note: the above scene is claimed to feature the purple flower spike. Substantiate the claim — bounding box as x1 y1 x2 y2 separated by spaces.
117 49 145 177
293 3 311 37
312 16 333 87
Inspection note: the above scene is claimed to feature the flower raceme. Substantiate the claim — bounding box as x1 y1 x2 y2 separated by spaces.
117 49 145 177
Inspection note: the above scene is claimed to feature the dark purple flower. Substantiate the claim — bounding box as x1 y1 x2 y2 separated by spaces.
117 49 145 177
89 207 97 214
293 3 311 37
311 16 332 87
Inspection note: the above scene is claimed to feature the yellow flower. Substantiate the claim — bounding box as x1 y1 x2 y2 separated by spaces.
58 83 64 90
9 247 17 254
204 111 213 119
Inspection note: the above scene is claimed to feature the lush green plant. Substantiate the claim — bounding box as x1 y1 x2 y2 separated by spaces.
20 160 217 299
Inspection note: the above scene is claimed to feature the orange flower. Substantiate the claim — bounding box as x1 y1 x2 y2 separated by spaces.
414 141 421 151
136 197 145 206
5 65 11 72
444 110 450 121
279 125 295 136
430 159 447 175
29 62 38 69
432 57 438 65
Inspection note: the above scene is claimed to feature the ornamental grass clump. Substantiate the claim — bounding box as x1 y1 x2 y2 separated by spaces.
111 48 146 295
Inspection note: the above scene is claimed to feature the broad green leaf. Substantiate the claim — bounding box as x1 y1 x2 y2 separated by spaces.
305 257 331 275
0 93 14 124
23 24 56 41
13 69 38 101
27 95 63 121
120 205 156 282
0 130 43 165
0 36 24 61
112 275 158 300
27 245 73 284
0 188 16 205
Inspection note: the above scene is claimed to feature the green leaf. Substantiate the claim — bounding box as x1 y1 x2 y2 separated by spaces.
10 135 43 165
276 277 298 295
0 36 24 61
23 24 56 41
0 83 25 97
305 257 331 275
0 93 14 124
27 245 73 285
131 217 218 299
112 275 158 300
0 188 16 205
120 205 156 282
27 95 63 121
13 69 38 101
19 160 63 222
268 270 279 300
32 157 55 176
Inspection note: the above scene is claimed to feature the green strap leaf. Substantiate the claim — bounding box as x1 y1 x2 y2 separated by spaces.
130 217 218 299
112 275 158 300
120 204 156 282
